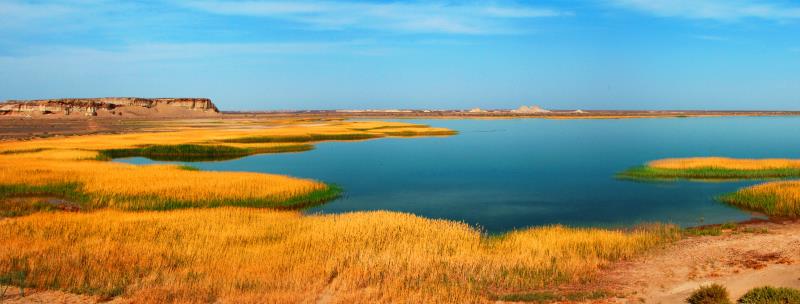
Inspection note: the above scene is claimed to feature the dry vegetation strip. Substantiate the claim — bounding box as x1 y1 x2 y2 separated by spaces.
0 208 679 303
619 157 800 180
649 157 800 170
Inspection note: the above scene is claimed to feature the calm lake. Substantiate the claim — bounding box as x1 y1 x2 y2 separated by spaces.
119 117 800 233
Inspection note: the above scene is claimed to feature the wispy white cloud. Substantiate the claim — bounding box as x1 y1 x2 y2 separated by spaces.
610 0 800 21
693 35 729 41
0 1 75 29
181 0 569 34
1 41 371 62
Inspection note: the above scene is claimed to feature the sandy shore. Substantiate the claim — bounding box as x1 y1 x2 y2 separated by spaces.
604 220 800 303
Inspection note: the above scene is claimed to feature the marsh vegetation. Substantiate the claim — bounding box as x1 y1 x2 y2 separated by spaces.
620 157 800 219
619 157 800 180
720 181 800 217
0 208 678 302
0 119 687 303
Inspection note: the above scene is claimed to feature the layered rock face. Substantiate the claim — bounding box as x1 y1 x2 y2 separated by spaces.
0 97 219 117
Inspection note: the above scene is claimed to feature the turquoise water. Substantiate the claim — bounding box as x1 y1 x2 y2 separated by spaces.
119 117 800 233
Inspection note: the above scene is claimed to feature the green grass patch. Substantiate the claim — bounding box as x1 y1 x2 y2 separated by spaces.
738 286 800 304
684 222 739 237
0 183 88 217
497 290 609 303
97 144 313 162
177 165 200 171
379 130 458 137
685 226 722 237
0 182 341 213
221 133 382 144
618 166 800 181
0 183 89 203
719 191 800 217
687 284 732 304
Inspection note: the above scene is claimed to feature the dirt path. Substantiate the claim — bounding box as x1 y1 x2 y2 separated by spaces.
604 221 800 303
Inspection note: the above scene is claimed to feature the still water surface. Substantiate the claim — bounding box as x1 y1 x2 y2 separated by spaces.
120 117 800 233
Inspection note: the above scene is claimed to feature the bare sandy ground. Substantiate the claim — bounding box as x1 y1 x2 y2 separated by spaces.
603 221 800 303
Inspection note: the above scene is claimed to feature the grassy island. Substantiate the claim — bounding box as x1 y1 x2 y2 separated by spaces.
619 157 800 218
619 157 800 180
720 181 800 217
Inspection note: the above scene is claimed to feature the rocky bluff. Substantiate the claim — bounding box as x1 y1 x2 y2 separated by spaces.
0 97 220 117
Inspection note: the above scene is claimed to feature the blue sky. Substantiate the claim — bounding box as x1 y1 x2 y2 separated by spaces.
1 0 799 110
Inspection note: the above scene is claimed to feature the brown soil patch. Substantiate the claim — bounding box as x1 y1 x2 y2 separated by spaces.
602 221 800 303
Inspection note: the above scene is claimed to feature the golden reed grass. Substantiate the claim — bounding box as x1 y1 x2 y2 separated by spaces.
644 157 800 216
649 157 800 170
0 208 679 303
0 152 325 209
0 121 454 210
722 181 800 217
0 121 454 153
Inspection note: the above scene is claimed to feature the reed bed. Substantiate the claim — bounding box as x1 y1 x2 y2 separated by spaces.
0 121 455 153
650 157 800 170
720 181 800 217
619 157 800 180
0 150 335 210
97 143 313 162
0 121 454 210
0 208 679 303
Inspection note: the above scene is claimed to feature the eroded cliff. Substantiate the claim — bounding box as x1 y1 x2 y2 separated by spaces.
0 97 219 118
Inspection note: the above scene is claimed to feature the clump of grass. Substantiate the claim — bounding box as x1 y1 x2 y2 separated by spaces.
740 227 770 234
738 286 800 304
0 209 679 302
719 181 800 217
618 166 800 181
687 284 732 304
684 222 737 237
97 144 312 162
683 222 772 236
685 226 724 236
